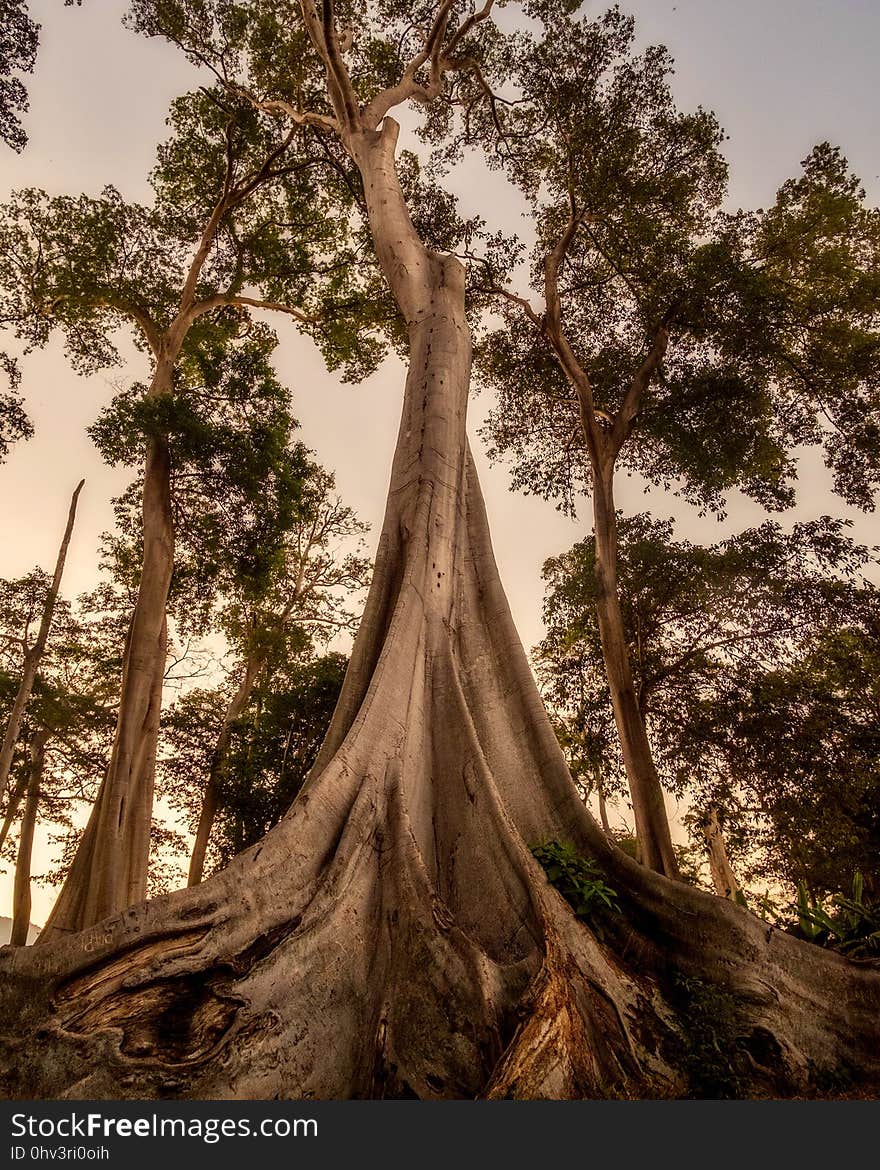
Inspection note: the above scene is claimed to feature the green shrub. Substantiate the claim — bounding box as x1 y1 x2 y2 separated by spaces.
531 840 619 938
670 974 746 1099
792 872 880 958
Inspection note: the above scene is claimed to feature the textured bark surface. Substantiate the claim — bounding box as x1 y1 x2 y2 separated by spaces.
10 729 47 946
590 470 679 878
42 437 172 938
1 120 878 1101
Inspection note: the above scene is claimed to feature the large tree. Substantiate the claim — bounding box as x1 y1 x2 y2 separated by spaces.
534 512 880 895
469 6 880 876
0 0 878 1100
0 78 379 933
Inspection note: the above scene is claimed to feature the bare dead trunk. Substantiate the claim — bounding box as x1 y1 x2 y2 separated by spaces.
591 468 679 878
10 729 47 946
701 807 742 901
40 436 172 940
0 120 877 1101
0 480 84 805
188 655 266 887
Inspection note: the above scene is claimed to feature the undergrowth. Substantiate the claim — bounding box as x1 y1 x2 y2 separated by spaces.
531 840 619 939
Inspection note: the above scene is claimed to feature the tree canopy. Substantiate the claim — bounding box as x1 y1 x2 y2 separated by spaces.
473 9 880 516
535 511 880 894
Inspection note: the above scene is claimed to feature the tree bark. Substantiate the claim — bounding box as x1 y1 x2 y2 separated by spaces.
0 118 877 1101
595 772 612 837
188 655 266 887
0 479 84 805
701 807 742 901
0 771 27 854
40 433 173 939
590 465 679 878
9 729 48 947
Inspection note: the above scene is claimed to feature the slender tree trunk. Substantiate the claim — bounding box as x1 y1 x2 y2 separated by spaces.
590 465 679 878
595 771 612 836
0 480 84 803
188 655 266 887
0 118 878 1101
41 429 173 940
0 771 27 854
701 807 742 901
10 729 48 946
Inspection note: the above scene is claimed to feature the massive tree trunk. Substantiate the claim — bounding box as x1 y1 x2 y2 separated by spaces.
41 431 173 939
0 479 84 810
590 466 679 878
9 728 48 947
0 119 877 1101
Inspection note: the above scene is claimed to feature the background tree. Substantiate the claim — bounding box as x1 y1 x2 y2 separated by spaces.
534 511 879 899
469 6 880 875
0 79 383 934
173 462 369 885
0 478 83 807
0 577 122 932
9 725 46 944
163 649 348 882
700 621 880 900
90 334 369 885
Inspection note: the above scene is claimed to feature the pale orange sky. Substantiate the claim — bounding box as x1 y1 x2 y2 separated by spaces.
1 0 878 925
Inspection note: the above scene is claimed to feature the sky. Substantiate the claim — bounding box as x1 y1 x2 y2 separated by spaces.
1 0 878 924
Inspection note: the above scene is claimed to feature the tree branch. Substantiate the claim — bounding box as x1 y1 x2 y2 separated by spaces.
228 85 339 134
363 0 499 128
94 297 162 357
188 294 318 327
540 215 607 462
609 322 670 455
299 0 361 133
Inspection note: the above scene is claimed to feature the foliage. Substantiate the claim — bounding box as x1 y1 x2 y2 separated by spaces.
531 840 619 937
162 651 348 877
0 2 82 150
704 623 880 896
0 0 39 151
470 8 880 517
0 80 387 376
215 465 370 656
92 323 315 633
791 874 880 959
669 973 747 1099
534 512 880 892
0 351 32 462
